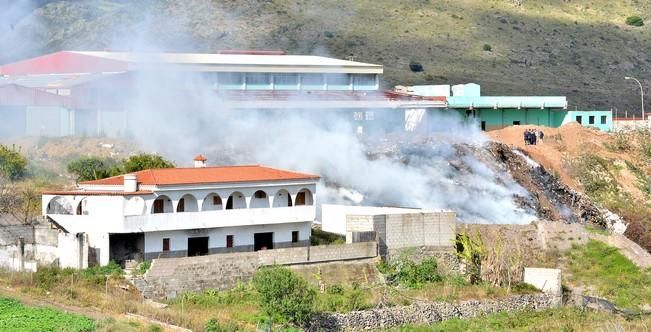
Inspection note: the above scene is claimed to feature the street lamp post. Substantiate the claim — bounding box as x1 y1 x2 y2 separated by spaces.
625 76 645 125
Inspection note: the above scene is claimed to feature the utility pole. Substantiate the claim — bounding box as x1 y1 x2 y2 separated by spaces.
625 76 645 126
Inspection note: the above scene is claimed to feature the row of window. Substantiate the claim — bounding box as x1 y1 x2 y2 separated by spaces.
204 72 377 89
576 115 608 125
151 189 313 214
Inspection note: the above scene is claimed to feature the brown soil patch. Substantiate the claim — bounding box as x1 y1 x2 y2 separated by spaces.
487 123 646 201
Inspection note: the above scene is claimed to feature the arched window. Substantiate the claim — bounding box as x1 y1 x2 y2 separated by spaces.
272 189 293 207
46 196 73 215
226 191 246 210
125 196 146 216
152 195 173 214
295 188 314 206
177 194 198 212
75 198 89 215
202 193 223 211
250 190 270 209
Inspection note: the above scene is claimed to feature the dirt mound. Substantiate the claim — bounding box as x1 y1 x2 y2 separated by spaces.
488 124 644 199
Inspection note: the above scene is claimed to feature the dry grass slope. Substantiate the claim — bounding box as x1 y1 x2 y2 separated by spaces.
3 0 650 111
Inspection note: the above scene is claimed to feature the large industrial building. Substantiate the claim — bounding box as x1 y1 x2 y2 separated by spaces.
0 50 611 136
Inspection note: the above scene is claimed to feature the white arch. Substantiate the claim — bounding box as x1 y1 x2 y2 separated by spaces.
125 196 146 216
226 191 247 209
250 190 270 209
152 195 173 214
295 188 314 206
177 194 198 212
75 198 89 215
272 189 293 208
46 196 73 215
202 193 223 211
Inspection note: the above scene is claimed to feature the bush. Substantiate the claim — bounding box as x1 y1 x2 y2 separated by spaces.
378 257 442 288
625 15 644 27
204 318 240 332
252 265 315 325
0 144 27 180
483 44 492 51
409 61 424 72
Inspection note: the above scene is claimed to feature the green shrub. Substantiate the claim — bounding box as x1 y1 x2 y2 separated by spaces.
378 257 442 289
315 283 371 313
252 265 316 325
0 144 27 180
326 284 344 295
204 318 240 332
136 260 152 275
625 15 644 27
482 44 492 51
409 61 424 72
311 229 345 245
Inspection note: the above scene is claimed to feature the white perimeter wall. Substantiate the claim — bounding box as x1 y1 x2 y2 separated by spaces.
320 204 424 235
144 222 310 253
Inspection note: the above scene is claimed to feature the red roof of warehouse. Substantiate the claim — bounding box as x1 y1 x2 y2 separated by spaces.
80 165 320 186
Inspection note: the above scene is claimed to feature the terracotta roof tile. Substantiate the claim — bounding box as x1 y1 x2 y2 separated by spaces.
80 165 320 186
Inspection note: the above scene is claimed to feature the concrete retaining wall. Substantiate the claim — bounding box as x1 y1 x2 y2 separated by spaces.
145 242 378 298
308 294 557 331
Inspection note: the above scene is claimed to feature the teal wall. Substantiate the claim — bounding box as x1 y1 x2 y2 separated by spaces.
444 108 612 132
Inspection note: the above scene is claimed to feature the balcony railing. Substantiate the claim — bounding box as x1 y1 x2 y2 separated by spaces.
48 206 315 234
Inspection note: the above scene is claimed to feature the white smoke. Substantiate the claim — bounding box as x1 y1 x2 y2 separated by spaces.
2 2 537 225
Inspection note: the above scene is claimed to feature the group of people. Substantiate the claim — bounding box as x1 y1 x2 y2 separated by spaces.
524 129 543 145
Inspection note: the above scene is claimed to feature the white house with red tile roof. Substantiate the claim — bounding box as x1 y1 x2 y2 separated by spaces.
42 156 319 266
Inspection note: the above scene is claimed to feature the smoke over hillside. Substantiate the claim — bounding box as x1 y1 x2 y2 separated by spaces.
2 1 537 224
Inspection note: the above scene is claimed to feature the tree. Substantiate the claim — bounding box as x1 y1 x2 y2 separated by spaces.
66 157 118 182
0 144 27 181
252 265 315 325
0 177 40 225
121 153 175 173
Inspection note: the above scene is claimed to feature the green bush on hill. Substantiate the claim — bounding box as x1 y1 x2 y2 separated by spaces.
625 15 644 27
378 256 442 289
67 153 175 182
252 265 316 325
0 144 27 180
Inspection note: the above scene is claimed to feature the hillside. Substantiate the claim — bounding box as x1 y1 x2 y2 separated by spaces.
2 0 651 112
489 123 651 251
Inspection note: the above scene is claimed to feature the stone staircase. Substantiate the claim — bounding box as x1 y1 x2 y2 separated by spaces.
124 260 155 299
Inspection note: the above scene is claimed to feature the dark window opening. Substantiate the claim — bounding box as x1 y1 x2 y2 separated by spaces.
601 116 607 124
163 238 170 252
512 120 521 125
109 233 144 266
254 232 273 251
226 235 234 248
187 237 209 257
575 116 582 124
226 197 233 209
76 202 83 215
254 191 267 199
213 196 222 205
589 116 595 125
287 194 293 206
177 198 185 212
292 231 299 243
481 121 486 131
296 192 306 206
153 199 164 214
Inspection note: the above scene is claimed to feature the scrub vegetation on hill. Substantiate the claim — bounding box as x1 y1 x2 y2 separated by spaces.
4 0 651 112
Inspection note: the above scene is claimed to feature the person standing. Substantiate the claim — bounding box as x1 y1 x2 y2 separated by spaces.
532 129 537 145
524 129 529 145
539 130 544 143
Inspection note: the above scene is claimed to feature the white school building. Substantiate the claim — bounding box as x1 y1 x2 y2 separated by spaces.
42 155 319 266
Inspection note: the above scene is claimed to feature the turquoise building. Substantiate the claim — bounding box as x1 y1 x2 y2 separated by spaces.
402 83 613 132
